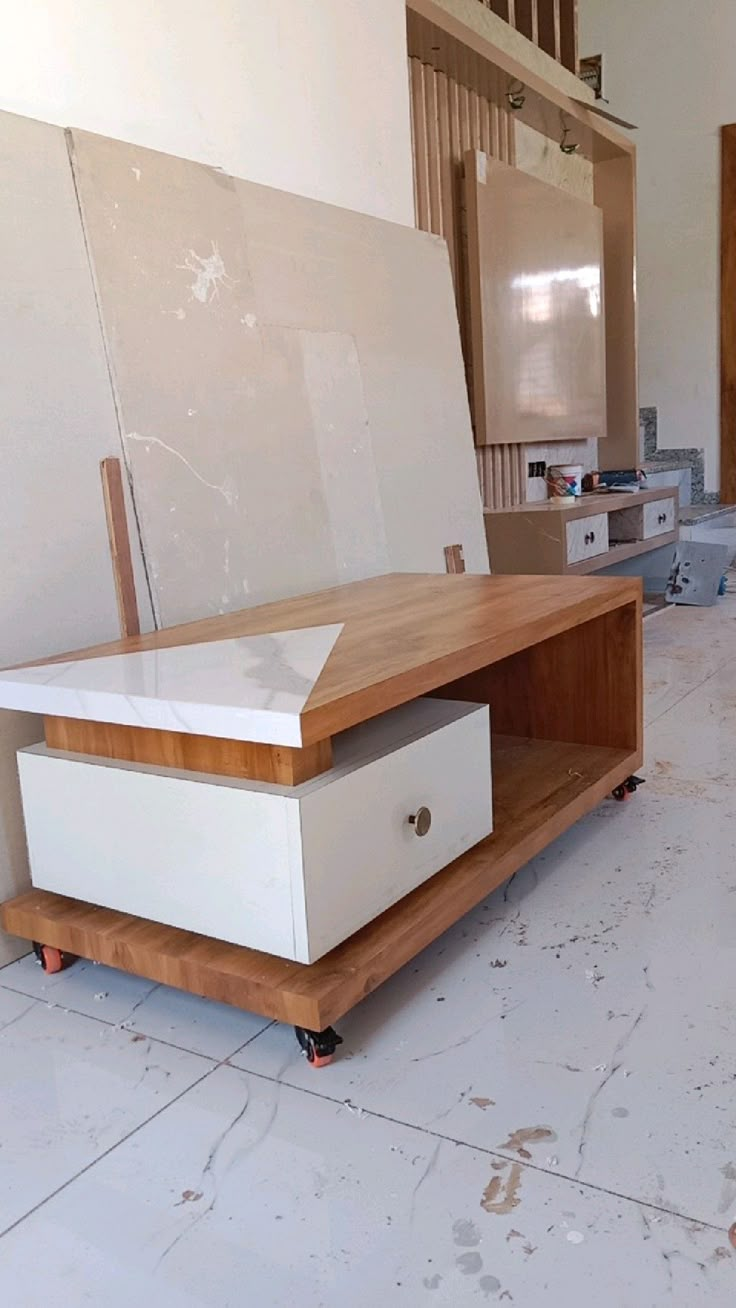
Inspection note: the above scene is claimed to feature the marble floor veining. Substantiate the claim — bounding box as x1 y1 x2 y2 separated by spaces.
2 594 736 1305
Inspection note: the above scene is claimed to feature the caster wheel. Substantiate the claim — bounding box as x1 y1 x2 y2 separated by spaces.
295 1024 343 1067
32 942 65 974
613 774 645 802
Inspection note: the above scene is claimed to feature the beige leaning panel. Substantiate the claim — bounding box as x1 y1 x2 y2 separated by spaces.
68 129 489 627
464 150 606 448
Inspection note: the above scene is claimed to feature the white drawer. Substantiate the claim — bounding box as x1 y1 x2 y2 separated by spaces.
18 697 492 964
565 513 609 565
643 497 675 538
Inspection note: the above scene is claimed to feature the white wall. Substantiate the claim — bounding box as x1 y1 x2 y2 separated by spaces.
0 0 415 227
580 0 735 490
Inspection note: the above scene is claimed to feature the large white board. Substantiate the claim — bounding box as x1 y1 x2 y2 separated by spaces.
69 129 489 626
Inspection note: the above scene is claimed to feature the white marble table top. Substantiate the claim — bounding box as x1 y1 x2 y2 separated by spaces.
0 625 343 746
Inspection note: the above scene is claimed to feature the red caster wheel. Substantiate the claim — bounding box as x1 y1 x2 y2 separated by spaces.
613 774 645 802
32 942 66 974
295 1025 343 1067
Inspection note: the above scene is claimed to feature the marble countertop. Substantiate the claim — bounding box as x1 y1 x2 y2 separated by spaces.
0 625 343 746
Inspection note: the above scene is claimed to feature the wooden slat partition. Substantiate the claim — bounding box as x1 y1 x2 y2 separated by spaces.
488 0 515 22
537 0 561 63
408 38 525 508
558 0 579 74
479 0 577 74
514 0 538 45
407 0 639 479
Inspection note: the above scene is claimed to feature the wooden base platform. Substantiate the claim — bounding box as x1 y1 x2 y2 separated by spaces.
1 733 638 1034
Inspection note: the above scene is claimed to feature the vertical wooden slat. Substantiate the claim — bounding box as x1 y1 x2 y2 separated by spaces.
489 68 501 158
488 0 515 21
425 67 443 235
480 95 492 156
410 60 431 232
537 0 561 62
436 72 457 285
459 84 472 156
511 445 523 503
515 0 539 45
408 63 420 225
493 448 504 510
594 151 639 470
506 98 517 167
443 543 466 573
469 90 482 149
559 0 578 73
501 446 511 508
100 458 141 639
722 125 736 503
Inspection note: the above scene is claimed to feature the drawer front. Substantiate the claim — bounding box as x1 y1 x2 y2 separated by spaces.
300 704 492 961
17 747 300 959
18 700 493 965
643 497 676 538
565 513 609 565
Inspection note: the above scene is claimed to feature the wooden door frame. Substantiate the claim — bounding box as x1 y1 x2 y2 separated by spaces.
721 124 736 503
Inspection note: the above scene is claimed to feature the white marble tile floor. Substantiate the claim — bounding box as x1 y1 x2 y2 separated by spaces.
1 594 736 1304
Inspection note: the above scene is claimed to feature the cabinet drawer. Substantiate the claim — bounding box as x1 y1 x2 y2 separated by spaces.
643 497 675 538
18 698 492 964
565 513 609 565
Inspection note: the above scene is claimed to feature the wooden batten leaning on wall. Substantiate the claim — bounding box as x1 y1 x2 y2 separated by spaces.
406 0 639 509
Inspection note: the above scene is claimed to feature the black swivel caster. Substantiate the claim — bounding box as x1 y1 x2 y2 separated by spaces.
612 774 645 803
295 1024 343 1068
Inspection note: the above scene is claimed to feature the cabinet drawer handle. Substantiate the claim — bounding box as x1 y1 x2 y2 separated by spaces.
658 512 667 525
409 806 432 837
585 530 595 545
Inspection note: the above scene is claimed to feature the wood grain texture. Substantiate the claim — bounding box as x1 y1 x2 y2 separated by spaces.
43 717 332 784
100 457 140 639
722 124 736 504
438 598 642 753
1 734 638 1029
28 573 642 746
443 543 466 573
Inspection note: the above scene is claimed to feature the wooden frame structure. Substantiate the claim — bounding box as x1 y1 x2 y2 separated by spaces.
407 0 638 484
479 1 578 74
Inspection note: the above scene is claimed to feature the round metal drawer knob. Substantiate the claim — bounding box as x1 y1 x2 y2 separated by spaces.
409 806 432 837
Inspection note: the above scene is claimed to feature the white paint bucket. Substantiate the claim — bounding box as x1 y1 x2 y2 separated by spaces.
548 464 583 497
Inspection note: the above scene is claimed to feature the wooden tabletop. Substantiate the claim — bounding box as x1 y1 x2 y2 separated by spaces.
33 573 641 744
